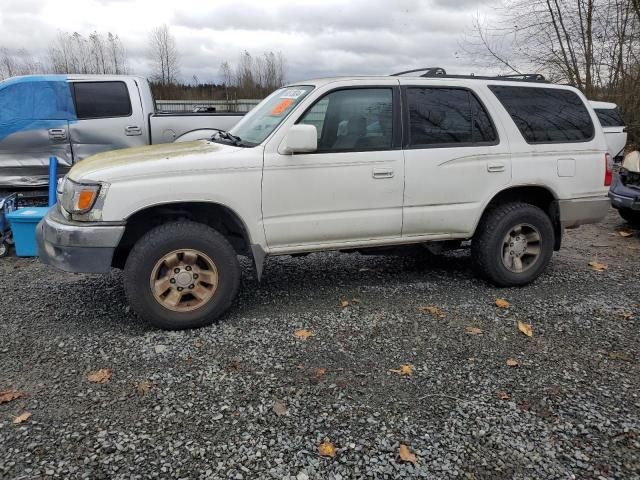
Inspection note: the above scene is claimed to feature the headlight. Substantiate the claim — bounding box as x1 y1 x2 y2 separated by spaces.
61 178 102 214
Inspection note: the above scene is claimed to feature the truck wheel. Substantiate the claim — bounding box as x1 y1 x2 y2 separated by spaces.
619 208 640 226
0 241 8 258
124 221 241 330
472 202 554 287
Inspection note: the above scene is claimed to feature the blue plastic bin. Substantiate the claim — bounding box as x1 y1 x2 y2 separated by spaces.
6 207 50 257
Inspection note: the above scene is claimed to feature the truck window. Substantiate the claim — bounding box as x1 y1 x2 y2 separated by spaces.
298 88 393 153
490 85 594 144
72 81 132 119
595 108 624 128
406 88 497 147
0 80 75 123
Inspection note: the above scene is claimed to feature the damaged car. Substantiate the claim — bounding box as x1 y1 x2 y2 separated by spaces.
609 147 640 225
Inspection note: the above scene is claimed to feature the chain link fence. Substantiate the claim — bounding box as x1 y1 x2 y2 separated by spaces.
155 99 261 113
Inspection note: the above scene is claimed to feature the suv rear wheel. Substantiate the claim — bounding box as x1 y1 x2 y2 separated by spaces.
472 202 554 287
124 221 241 330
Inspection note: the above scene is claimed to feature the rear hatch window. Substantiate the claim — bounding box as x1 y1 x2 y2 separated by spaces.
595 108 624 128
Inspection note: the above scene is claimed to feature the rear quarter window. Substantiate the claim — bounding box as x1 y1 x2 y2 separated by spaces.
72 81 132 119
490 86 594 144
595 108 624 128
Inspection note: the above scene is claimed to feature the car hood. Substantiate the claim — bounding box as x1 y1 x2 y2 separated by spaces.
68 140 244 183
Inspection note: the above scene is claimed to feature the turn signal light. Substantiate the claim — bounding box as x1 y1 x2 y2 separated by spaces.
604 153 613 187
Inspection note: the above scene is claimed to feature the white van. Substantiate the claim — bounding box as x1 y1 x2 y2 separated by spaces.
590 100 627 161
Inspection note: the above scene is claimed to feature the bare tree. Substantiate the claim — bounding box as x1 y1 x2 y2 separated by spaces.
148 24 180 85
48 30 128 75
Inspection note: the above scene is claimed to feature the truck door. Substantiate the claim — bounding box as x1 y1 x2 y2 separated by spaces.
0 76 74 187
69 79 147 160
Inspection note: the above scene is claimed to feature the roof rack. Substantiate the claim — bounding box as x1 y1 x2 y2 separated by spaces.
390 67 548 83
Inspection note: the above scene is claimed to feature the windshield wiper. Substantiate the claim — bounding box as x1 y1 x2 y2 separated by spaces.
210 129 246 147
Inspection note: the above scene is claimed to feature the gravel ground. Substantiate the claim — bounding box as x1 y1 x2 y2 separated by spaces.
1 209 639 479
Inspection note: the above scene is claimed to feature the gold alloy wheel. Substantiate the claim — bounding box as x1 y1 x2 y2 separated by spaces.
501 223 542 273
150 249 219 312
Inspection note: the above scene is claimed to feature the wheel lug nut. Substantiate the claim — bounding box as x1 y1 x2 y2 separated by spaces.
174 268 180 274
177 287 184 292
189 284 194 289
193 274 199 279
185 266 192 271
170 278 176 284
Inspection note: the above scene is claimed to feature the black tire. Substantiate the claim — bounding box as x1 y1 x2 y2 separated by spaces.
0 241 8 258
619 208 640 226
124 221 241 330
472 202 554 287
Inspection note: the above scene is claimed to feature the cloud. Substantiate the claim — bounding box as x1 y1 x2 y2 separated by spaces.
0 0 498 84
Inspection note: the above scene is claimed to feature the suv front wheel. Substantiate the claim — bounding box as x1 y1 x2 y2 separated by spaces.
124 221 241 330
472 202 554 287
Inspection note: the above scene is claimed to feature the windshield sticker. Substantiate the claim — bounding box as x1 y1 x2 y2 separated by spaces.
271 98 294 116
280 89 306 99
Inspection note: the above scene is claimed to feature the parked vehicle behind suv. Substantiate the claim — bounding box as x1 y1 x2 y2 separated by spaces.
37 71 612 330
589 100 627 162
0 74 243 188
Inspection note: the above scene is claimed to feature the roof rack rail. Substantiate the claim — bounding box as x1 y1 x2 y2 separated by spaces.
390 67 548 83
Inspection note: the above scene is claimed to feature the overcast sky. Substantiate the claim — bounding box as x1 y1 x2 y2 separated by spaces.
0 0 497 83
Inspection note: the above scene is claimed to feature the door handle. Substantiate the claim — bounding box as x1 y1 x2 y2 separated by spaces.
48 128 67 140
372 168 394 179
487 162 505 173
125 125 142 136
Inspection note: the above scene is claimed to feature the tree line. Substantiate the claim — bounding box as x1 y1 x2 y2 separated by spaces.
464 0 640 142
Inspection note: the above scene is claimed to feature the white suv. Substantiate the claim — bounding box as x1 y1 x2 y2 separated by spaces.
38 71 612 330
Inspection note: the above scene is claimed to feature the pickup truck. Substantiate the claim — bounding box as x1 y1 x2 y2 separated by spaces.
37 72 612 330
0 74 243 188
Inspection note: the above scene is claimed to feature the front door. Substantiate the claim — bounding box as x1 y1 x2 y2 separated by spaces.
262 85 404 250
69 79 147 161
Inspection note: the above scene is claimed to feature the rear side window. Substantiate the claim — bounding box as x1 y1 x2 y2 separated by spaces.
595 108 624 127
72 81 132 119
490 86 594 144
406 87 497 147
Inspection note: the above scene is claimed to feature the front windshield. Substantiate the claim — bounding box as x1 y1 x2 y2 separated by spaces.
229 85 314 146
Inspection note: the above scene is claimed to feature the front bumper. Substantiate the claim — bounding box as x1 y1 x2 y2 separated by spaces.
557 196 610 229
36 206 125 273
608 177 640 211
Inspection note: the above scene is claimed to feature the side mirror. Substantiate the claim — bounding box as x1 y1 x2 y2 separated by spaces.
281 124 318 154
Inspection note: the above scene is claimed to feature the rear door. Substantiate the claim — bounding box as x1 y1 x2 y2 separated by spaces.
69 79 147 160
594 107 627 160
401 84 511 236
0 77 74 187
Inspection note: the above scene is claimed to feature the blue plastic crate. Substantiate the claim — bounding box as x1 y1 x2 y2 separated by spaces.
6 207 50 257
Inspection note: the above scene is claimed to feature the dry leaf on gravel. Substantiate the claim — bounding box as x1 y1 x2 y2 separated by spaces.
622 312 634 320
0 390 24 404
318 441 337 458
495 298 511 309
506 358 519 367
293 329 314 340
465 327 483 335
399 444 417 464
418 306 446 318
389 364 414 376
12 411 32 424
589 261 608 272
193 340 205 348
272 400 289 417
608 351 632 362
517 321 533 337
87 369 112 384
340 300 350 309
136 381 152 395
496 391 511 400
314 368 327 379
618 229 634 238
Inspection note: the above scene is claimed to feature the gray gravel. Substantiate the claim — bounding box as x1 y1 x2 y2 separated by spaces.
1 209 639 479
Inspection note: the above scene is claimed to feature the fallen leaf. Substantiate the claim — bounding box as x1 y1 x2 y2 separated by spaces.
193 340 205 348
619 229 634 238
12 411 32 424
622 312 634 320
0 390 24 404
136 381 152 395
495 298 511 309
272 400 289 416
293 329 314 340
340 300 350 309
87 369 112 384
465 327 483 335
399 444 417 464
389 364 414 376
517 321 533 337
314 367 327 379
318 440 337 458
496 391 511 400
418 306 446 318
608 351 632 362
589 261 608 272
506 358 519 367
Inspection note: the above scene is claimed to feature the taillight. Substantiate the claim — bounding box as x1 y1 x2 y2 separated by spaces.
604 153 613 186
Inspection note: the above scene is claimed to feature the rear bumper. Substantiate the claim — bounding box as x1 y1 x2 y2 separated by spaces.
36 206 125 273
608 177 640 211
557 197 610 228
